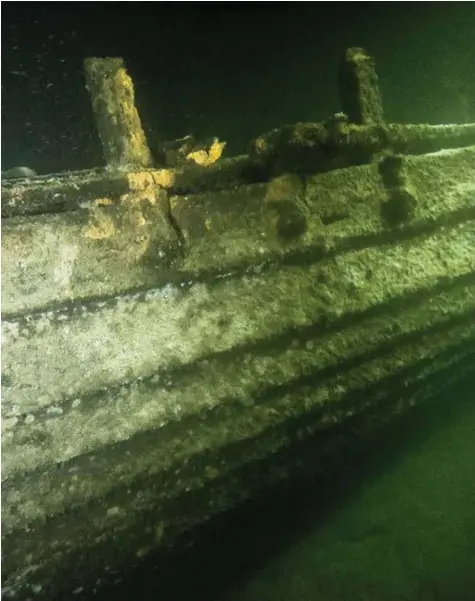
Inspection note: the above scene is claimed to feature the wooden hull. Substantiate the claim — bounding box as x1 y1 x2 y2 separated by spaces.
2 144 475 600
2 47 475 600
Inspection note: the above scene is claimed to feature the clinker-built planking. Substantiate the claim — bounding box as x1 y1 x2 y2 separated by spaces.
2 48 475 601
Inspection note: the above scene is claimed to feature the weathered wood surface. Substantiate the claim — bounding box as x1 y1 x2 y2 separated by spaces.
2 148 474 317
3 123 474 220
0 156 267 219
84 57 153 168
2 145 475 601
338 47 385 125
2 47 475 601
250 121 475 174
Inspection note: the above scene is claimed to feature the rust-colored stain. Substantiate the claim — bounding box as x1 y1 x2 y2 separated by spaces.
112 66 153 167
187 138 226 166
85 167 172 243
125 169 176 192
85 196 117 239
84 209 117 240
95 197 114 207
126 172 156 193
152 169 176 188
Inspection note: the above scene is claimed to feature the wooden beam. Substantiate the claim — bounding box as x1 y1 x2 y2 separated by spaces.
338 47 385 125
84 57 153 169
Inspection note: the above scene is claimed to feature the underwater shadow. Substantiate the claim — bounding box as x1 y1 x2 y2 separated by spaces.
97 359 475 601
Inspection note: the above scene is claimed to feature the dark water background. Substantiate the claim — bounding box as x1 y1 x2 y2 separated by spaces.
2 3 475 173
2 3 474 599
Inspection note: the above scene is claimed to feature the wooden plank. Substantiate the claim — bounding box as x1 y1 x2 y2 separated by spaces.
3 215 475 416
2 148 474 315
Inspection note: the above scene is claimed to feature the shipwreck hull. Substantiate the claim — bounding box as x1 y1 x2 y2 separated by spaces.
2 49 475 600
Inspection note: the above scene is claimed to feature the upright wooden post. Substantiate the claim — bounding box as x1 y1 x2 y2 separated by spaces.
84 57 153 169
338 47 385 125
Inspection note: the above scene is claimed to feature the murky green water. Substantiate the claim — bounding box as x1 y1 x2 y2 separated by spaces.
221 390 475 601
112 377 474 601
